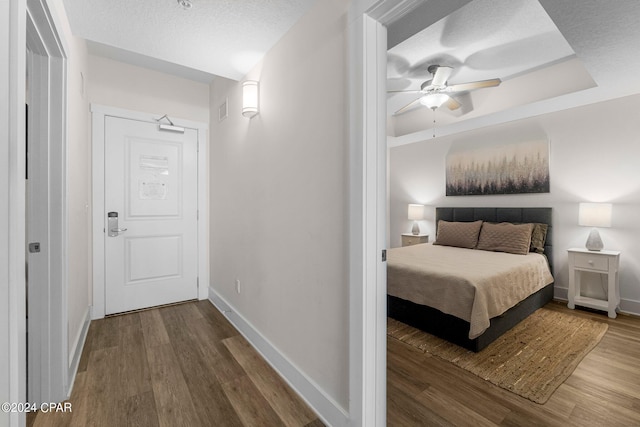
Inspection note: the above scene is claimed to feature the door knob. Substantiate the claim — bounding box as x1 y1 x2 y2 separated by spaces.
107 212 127 237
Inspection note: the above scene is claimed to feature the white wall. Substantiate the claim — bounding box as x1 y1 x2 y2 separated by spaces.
88 56 210 123
66 35 91 366
389 93 640 315
47 0 93 374
209 0 350 413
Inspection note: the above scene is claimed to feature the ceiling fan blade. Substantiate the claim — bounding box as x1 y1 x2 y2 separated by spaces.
447 78 501 92
445 97 461 111
387 89 422 94
431 66 453 87
394 97 421 115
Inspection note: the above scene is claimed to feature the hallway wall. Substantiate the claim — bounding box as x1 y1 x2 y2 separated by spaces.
65 31 91 371
209 0 350 414
88 56 210 123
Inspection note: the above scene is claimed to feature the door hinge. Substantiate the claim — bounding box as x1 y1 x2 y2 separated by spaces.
381 249 387 262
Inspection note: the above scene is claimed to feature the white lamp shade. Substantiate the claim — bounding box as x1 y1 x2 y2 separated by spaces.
579 203 612 228
419 93 449 109
408 204 425 221
242 80 259 118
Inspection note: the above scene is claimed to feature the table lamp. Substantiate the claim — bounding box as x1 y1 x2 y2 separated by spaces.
579 202 612 251
408 204 425 235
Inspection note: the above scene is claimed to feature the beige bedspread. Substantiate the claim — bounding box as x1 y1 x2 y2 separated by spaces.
387 243 554 339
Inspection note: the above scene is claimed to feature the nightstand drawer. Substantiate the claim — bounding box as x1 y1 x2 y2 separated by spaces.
573 252 609 271
401 234 429 247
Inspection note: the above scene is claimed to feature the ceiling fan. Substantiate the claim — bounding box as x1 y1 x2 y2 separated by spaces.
389 65 501 115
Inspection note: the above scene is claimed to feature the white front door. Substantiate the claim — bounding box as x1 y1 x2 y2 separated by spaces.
104 116 198 315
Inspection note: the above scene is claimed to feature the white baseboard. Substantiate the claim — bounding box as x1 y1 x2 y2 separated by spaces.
208 286 350 427
620 297 640 316
66 306 91 397
554 286 568 302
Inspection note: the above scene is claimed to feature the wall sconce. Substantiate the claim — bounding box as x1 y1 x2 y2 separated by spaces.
408 204 425 235
579 202 612 251
242 80 259 118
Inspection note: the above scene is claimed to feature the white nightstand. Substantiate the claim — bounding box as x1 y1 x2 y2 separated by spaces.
401 233 429 247
567 248 621 318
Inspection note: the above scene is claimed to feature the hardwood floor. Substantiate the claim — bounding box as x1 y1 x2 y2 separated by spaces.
388 301 640 426
28 300 324 427
27 299 640 426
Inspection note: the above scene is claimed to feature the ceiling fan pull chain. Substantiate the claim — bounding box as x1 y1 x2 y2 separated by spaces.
432 107 436 138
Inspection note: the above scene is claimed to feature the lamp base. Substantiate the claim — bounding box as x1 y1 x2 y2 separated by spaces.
585 228 604 251
412 221 420 235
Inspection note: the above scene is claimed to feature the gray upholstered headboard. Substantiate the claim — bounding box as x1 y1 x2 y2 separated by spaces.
435 207 553 274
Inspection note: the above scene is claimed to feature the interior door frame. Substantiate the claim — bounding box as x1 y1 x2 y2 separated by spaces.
1 2 27 426
348 4 387 426
26 0 69 407
349 1 429 425
91 104 209 319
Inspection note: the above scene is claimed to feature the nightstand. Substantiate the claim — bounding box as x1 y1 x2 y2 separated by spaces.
401 233 429 247
567 248 621 318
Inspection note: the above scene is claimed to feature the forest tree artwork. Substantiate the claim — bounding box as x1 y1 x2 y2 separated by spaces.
446 139 550 196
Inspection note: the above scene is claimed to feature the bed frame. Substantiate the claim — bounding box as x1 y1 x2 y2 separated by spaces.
387 207 554 352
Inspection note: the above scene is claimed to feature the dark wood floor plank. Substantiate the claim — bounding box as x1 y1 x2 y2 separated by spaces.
83 346 126 427
66 372 89 427
119 391 160 427
223 335 319 427
387 380 453 427
415 385 498 427
91 316 121 351
119 327 153 399
140 309 170 347
195 300 239 338
221 375 286 427
388 337 514 424
160 304 244 427
387 342 435 398
190 321 247 385
30 408 73 427
145 342 202 427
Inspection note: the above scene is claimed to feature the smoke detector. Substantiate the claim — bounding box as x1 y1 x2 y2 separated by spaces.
177 0 193 10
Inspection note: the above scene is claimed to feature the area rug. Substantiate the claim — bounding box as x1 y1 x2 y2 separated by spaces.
387 307 608 404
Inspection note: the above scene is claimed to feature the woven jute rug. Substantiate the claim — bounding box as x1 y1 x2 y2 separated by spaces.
387 307 608 404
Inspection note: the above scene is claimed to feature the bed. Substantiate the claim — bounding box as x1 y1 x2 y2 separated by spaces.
387 207 554 352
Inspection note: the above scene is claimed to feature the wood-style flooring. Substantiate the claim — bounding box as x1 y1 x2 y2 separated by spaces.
28 300 324 427
27 299 640 426
388 301 640 426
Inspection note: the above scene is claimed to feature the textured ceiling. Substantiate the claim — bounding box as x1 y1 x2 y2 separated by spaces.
388 0 575 89
62 0 317 82
387 0 640 140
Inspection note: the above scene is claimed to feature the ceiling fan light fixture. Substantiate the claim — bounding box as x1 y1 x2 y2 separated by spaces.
420 93 449 109
177 0 193 10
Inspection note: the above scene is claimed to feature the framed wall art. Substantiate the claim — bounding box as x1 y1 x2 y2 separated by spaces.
446 139 550 196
